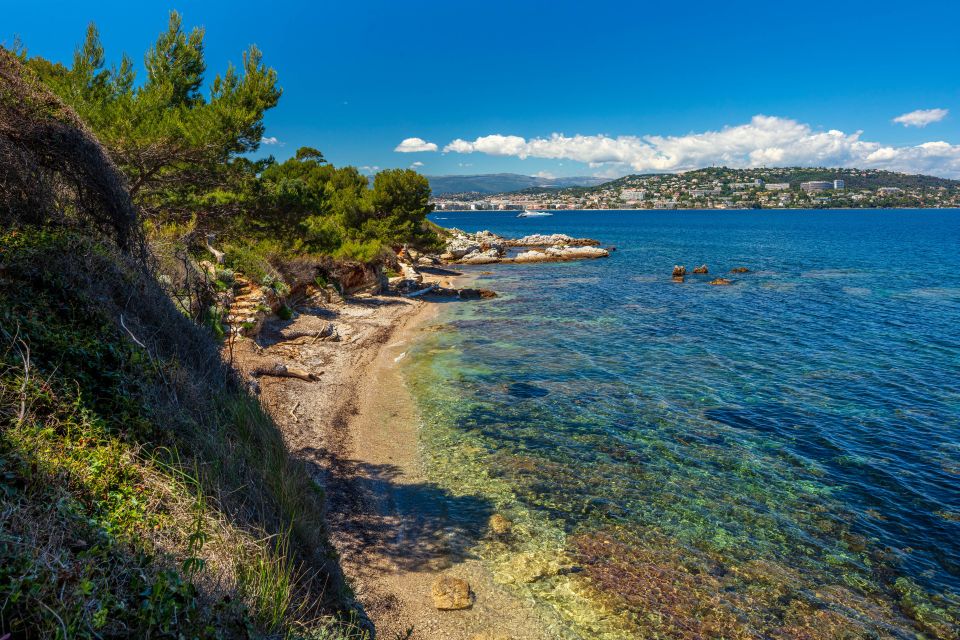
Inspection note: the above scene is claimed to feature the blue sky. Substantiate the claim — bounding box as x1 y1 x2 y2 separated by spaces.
4 0 960 177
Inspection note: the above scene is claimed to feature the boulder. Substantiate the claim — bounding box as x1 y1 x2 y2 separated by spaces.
672 265 687 277
460 249 501 265
710 278 733 286
489 514 513 535
544 246 609 259
432 575 472 610
730 266 750 274
512 246 610 263
447 237 482 259
693 264 708 274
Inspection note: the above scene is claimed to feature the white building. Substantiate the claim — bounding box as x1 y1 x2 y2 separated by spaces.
620 189 646 201
833 179 845 190
800 181 833 192
765 183 790 191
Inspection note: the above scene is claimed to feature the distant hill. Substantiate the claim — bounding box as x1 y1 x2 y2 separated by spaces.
554 167 960 196
427 173 608 195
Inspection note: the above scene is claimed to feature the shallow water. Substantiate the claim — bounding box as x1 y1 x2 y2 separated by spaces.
404 209 960 638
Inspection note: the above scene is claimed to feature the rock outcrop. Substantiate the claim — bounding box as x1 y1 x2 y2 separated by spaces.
693 264 709 274
506 233 600 248
710 278 733 286
437 229 609 266
510 246 610 263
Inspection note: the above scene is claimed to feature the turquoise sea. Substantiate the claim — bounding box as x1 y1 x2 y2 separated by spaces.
405 209 960 639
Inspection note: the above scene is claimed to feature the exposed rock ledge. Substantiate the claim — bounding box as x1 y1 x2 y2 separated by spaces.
439 229 609 265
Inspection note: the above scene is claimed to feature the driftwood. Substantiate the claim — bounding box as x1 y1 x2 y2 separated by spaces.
252 363 321 382
404 284 438 298
278 324 338 344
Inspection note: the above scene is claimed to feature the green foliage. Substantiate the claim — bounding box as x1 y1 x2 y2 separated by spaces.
26 12 281 223
248 154 440 261
0 229 364 638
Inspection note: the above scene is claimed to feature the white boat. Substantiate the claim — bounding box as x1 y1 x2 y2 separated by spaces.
516 209 553 218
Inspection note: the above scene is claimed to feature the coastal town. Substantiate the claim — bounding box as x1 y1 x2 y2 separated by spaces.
432 167 960 210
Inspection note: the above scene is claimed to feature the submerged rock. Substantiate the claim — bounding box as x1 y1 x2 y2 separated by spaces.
507 382 549 398
489 514 513 535
710 278 733 286
730 266 750 274
432 575 472 610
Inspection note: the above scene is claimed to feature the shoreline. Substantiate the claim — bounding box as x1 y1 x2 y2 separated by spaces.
230 271 551 639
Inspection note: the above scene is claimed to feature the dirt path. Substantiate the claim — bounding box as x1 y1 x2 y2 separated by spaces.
230 280 553 640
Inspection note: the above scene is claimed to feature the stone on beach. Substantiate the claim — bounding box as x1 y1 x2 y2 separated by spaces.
432 575 472 610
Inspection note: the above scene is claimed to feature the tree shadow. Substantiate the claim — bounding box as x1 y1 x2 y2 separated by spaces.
298 446 494 573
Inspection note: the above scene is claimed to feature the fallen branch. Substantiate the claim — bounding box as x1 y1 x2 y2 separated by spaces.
252 363 321 382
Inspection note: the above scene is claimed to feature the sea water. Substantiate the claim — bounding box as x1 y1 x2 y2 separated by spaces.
404 209 960 638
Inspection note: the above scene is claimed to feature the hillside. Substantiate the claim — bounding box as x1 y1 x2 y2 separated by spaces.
1 45 362 639
437 167 960 210
427 172 607 195
598 167 960 193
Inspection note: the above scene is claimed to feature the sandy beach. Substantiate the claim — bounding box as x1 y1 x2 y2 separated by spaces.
230 273 552 639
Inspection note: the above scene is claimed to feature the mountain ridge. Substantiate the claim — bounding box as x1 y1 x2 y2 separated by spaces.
427 173 607 195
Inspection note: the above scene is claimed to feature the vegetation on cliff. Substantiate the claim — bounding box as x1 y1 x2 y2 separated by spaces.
1 28 376 639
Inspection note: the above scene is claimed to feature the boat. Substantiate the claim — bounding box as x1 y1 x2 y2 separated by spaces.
516 209 553 218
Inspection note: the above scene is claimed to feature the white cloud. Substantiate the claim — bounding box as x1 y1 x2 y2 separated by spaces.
260 136 282 145
359 165 380 174
893 108 948 128
442 115 960 177
410 161 425 168
534 170 556 179
394 137 438 153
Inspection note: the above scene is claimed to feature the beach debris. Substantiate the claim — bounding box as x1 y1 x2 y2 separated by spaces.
489 514 513 535
710 278 733 286
693 264 709 274
432 575 472 610
730 266 750 274
672 265 687 277
252 363 321 382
